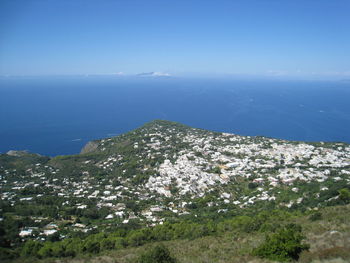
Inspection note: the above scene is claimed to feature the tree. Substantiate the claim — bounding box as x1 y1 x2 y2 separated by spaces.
101 237 115 250
127 229 151 247
137 244 176 263
339 188 350 202
21 240 43 257
253 224 309 262
37 242 54 258
83 239 100 254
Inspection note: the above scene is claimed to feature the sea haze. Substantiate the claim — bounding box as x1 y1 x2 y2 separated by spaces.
0 76 350 156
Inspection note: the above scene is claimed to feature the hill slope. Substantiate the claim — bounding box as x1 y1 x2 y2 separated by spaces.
1 120 350 262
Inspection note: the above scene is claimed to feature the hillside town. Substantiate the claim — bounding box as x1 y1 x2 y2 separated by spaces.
1 120 350 241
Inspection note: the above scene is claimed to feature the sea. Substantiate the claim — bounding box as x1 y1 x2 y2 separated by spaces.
1 76 350 157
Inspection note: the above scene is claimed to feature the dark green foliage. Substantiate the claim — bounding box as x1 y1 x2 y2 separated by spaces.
253 224 309 262
127 229 152 247
218 215 260 233
101 237 116 250
194 151 204 158
0 215 22 248
132 173 150 185
37 242 54 258
14 209 301 260
209 166 221 174
0 247 18 260
83 239 100 254
47 231 61 242
20 240 43 257
309 211 322 221
248 182 258 189
17 219 217 259
61 238 80 257
138 244 176 263
115 237 127 249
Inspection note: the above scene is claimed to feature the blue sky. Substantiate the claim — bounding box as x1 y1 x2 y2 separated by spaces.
0 0 349 79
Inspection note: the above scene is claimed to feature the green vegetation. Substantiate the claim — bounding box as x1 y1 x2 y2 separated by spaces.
253 224 309 262
137 244 176 263
339 188 350 201
0 204 348 263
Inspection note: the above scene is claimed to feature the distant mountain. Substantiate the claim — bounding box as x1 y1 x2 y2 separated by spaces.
136 71 171 77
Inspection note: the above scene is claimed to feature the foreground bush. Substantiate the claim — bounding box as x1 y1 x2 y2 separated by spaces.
253 224 309 262
138 244 176 263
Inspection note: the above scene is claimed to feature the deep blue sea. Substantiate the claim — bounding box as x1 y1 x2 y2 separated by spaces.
1 76 350 156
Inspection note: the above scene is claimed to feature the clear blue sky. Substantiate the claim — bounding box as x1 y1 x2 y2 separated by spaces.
0 0 349 79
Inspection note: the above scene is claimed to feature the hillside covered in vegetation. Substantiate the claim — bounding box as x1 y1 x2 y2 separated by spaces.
1 120 350 262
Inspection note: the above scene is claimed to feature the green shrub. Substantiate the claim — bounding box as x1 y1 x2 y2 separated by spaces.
61 238 81 257
248 182 258 189
114 237 127 249
138 244 176 263
218 215 260 233
127 229 151 247
37 242 54 258
252 224 309 262
21 240 43 257
259 222 281 232
339 188 350 202
101 237 115 250
82 239 100 254
309 211 322 221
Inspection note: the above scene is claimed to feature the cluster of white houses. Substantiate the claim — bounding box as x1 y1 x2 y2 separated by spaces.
144 127 350 208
